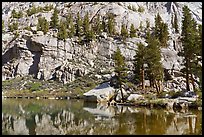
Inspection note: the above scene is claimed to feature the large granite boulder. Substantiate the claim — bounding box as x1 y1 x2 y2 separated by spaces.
83 82 115 102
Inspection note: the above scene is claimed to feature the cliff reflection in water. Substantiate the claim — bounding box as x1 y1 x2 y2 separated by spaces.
2 99 202 135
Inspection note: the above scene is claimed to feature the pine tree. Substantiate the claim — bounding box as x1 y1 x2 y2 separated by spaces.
129 23 136 38
154 13 162 39
11 9 17 18
146 20 150 29
57 20 68 41
188 19 202 91
146 35 163 94
174 13 179 33
154 13 169 48
37 17 49 34
27 5 37 16
120 23 128 41
139 21 143 31
83 12 90 36
2 20 4 32
37 17 43 31
179 5 197 91
146 27 151 42
12 10 23 19
107 13 115 36
66 13 72 29
197 24 202 89
68 15 75 38
85 25 95 42
75 12 83 37
134 42 147 89
198 24 202 57
160 23 169 47
43 18 49 34
93 15 102 35
101 17 106 32
8 21 18 32
113 47 127 102
50 7 59 29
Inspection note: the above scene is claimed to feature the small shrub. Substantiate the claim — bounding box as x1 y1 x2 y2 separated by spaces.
138 6 145 13
29 82 42 91
14 31 19 38
128 5 132 10
8 21 18 32
26 5 42 16
86 82 96 88
43 4 53 11
24 26 32 31
12 10 23 19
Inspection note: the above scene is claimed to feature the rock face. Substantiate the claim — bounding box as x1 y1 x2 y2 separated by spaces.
2 2 202 91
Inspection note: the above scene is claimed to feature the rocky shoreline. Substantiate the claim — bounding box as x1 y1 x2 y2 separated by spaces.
2 94 202 111
3 76 202 111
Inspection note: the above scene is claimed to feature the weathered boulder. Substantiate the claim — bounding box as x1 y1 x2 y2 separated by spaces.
127 94 145 102
83 82 115 102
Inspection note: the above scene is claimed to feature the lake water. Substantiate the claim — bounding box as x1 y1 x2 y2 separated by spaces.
2 98 202 135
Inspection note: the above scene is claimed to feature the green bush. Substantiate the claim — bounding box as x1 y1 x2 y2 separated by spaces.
138 6 145 13
86 82 96 88
29 82 42 91
26 5 43 16
43 4 53 11
8 21 18 32
12 10 23 19
128 5 132 10
24 26 32 31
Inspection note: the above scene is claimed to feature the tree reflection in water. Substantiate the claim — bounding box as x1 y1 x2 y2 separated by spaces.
2 99 202 135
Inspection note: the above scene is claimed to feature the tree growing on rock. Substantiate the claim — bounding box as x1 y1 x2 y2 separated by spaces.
66 13 75 38
37 17 49 34
134 42 147 89
8 21 18 32
85 25 95 42
129 23 136 38
160 23 169 47
146 35 163 94
57 20 68 41
66 13 72 29
26 5 37 16
12 9 23 19
154 13 162 38
154 13 169 47
83 12 95 41
107 13 116 36
146 19 150 30
120 23 129 41
93 15 102 35
50 7 59 29
2 20 4 32
75 12 83 37
113 47 127 103
139 21 143 31
179 5 199 91
83 12 90 36
101 17 106 32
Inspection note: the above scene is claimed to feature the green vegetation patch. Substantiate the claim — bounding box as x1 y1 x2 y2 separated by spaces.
27 82 42 91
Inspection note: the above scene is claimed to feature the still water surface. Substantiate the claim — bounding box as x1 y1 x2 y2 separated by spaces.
2 99 202 135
